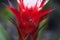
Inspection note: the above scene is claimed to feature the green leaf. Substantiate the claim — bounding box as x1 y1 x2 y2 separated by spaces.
1 8 14 22
37 25 46 40
37 19 48 40
0 24 10 40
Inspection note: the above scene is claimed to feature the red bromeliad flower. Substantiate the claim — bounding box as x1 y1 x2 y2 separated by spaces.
5 0 53 40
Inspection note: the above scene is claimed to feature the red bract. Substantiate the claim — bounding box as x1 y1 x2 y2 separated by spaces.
6 0 53 40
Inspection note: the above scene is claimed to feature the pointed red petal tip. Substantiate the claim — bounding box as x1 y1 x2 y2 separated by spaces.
5 5 20 18
3 3 21 24
40 9 54 17
39 9 54 22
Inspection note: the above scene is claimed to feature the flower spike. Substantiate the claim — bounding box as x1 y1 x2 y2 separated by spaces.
5 0 54 40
